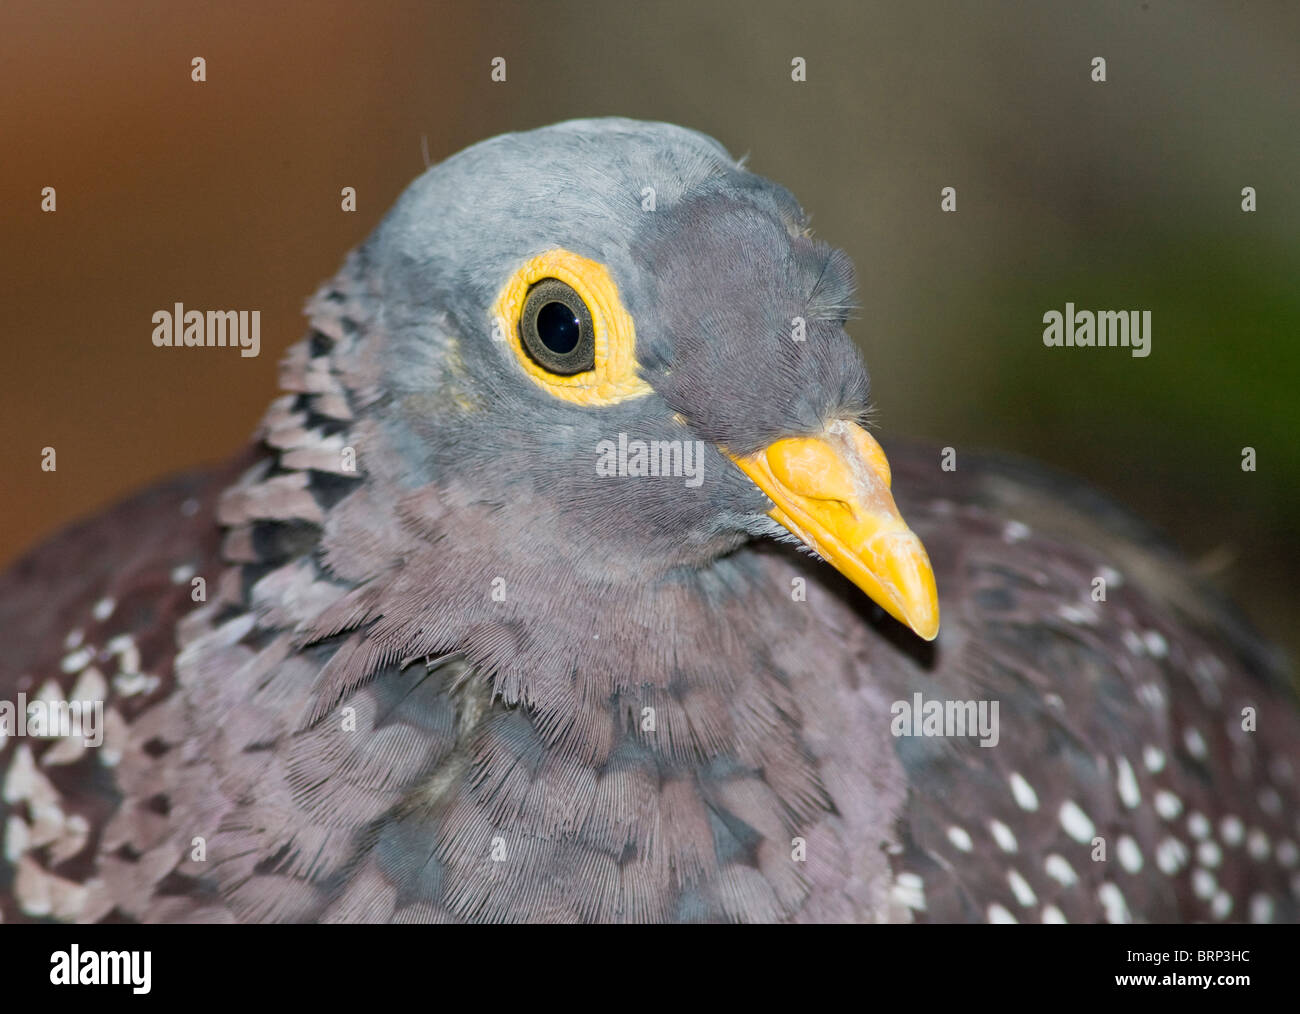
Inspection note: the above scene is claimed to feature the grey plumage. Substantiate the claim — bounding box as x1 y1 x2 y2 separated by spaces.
1 119 1296 923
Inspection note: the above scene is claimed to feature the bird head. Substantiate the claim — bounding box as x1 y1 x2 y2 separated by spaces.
309 118 937 656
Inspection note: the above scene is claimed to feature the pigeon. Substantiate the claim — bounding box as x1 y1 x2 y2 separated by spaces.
1 118 1296 924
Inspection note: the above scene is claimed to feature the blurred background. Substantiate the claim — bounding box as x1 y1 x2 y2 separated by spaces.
2 1 1296 657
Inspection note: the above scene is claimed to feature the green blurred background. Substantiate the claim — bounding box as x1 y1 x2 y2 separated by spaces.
2 1 1296 657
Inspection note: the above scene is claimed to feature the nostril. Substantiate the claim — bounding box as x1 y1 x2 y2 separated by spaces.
800 494 858 526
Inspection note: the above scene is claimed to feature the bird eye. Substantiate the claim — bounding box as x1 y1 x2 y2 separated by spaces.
492 248 651 406
519 278 595 374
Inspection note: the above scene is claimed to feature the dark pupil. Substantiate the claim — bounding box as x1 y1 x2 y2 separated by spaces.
536 300 581 354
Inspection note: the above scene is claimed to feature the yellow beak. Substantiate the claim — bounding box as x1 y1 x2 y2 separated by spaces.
730 420 940 640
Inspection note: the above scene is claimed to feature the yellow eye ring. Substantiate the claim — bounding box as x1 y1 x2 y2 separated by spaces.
491 248 653 407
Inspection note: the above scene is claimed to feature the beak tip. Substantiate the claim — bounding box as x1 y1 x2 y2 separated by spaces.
901 599 940 642
887 540 940 642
